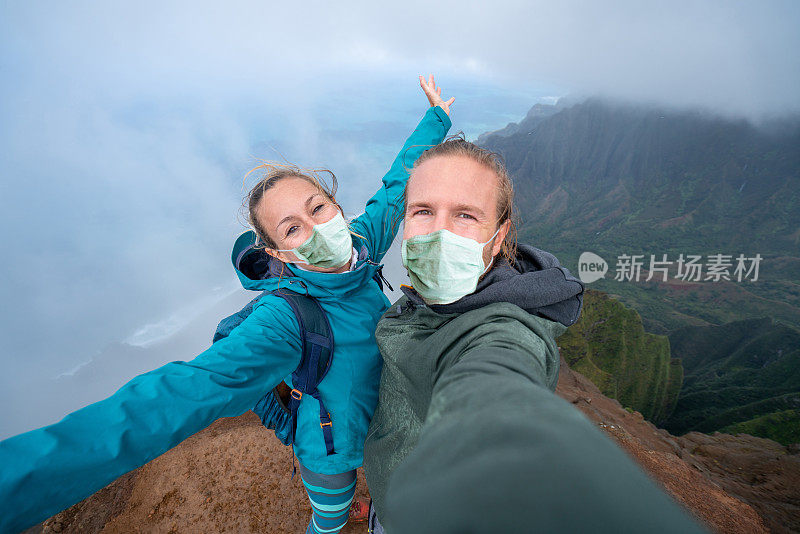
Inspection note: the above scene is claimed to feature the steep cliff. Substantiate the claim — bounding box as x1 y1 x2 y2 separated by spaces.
558 289 683 424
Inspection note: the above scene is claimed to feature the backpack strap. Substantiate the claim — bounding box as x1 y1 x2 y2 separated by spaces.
372 264 394 293
270 289 336 458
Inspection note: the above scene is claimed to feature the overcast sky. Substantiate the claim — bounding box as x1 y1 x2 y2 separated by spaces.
1 1 798 438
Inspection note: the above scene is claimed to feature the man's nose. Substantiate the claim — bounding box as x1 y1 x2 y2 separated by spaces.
431 213 454 233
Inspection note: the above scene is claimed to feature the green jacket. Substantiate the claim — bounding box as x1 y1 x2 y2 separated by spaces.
363 246 709 533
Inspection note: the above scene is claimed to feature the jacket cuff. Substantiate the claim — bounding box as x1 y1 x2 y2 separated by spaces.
430 104 452 130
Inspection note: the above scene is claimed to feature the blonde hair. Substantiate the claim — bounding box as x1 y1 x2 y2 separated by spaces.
406 134 519 264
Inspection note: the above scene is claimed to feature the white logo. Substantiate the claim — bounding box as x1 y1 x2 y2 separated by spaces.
578 251 607 284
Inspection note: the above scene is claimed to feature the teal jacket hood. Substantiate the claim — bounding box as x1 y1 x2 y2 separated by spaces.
231 230 383 298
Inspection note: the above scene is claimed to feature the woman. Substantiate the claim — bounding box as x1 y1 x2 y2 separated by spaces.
0 75 453 534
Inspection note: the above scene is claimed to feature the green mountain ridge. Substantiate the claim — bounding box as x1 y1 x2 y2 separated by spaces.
481 96 800 265
480 98 800 445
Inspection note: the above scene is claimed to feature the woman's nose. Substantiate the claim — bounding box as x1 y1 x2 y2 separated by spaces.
294 215 319 243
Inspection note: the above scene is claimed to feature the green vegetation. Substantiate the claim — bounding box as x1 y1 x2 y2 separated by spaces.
662 318 800 440
721 409 800 446
483 99 800 444
484 98 800 335
558 290 683 424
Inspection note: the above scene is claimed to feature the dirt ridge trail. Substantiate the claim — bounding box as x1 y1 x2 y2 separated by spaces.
31 356 798 533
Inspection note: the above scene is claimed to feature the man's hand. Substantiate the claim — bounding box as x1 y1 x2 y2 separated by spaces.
420 74 455 115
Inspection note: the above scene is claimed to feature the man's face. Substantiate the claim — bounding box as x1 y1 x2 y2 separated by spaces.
404 154 508 267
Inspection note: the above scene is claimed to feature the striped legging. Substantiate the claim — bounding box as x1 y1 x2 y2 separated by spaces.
298 463 357 534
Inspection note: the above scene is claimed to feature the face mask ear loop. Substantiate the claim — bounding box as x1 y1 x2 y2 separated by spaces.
481 226 502 247
478 226 503 276
480 257 495 276
270 247 311 266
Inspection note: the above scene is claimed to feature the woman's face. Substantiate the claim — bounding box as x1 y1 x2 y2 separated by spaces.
257 176 348 272
404 155 508 267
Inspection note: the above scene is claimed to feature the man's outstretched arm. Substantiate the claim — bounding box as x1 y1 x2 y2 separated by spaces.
382 344 710 534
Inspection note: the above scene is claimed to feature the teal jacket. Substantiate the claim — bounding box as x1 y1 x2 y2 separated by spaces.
0 105 451 534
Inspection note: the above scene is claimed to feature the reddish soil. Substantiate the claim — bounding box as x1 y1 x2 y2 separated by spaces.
31 415 370 534
556 354 798 533
26 356 799 533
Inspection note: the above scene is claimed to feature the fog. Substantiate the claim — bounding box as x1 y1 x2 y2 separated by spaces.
1 1 797 439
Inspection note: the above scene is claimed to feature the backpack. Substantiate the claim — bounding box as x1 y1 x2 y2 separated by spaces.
212 257 391 474
212 287 335 476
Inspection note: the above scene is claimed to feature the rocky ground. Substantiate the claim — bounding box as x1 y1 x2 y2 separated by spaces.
556 354 799 534
24 356 800 533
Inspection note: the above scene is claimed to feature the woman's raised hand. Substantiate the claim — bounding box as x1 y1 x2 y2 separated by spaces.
420 74 455 116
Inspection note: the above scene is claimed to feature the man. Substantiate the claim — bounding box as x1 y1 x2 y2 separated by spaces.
362 137 710 533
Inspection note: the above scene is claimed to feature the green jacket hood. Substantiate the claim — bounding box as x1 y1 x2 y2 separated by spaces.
231 231 381 298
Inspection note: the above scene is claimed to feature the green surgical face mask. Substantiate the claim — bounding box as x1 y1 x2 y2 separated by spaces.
401 227 501 305
276 212 353 269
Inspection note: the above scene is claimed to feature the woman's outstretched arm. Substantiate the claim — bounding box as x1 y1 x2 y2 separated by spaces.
0 299 301 534
349 76 453 261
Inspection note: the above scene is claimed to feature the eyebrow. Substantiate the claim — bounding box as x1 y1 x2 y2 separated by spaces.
406 201 432 212
275 193 324 232
408 201 487 219
454 204 487 219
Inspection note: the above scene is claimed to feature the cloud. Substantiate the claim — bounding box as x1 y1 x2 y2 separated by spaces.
5 1 796 118
0 0 796 437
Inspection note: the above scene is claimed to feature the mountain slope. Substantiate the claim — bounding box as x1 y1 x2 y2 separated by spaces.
482 98 800 256
480 98 800 334
34 357 794 534
480 98 800 448
663 317 800 443
558 289 682 424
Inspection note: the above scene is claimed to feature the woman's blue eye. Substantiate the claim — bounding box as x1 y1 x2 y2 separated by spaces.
415 209 431 216
286 225 299 236
457 213 476 220
313 204 324 214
